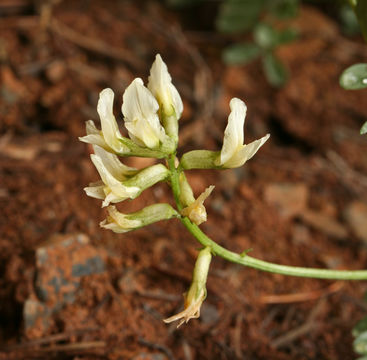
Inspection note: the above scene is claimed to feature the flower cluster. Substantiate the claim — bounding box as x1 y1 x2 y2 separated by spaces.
80 54 269 326
79 54 183 229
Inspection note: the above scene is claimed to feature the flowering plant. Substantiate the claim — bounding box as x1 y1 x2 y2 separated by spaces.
80 54 367 327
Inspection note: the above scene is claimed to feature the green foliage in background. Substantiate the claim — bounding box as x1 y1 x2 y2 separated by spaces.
360 121 367 135
353 308 367 359
165 0 299 87
218 0 299 87
340 63 367 90
339 0 367 135
223 22 297 86
354 0 367 42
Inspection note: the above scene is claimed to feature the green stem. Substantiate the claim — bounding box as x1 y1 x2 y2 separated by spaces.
168 154 183 211
168 157 367 280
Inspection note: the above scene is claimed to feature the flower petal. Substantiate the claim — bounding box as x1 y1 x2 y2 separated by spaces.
100 206 142 233
84 181 105 199
90 154 140 200
181 185 215 225
122 78 166 149
85 119 100 135
217 98 247 166
93 145 136 181
97 88 126 153
79 120 110 150
148 54 183 117
224 133 270 168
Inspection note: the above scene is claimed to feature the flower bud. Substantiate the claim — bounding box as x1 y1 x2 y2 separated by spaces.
148 54 183 142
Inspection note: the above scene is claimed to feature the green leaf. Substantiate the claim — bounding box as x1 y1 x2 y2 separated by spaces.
354 331 367 355
361 122 367 135
240 248 253 257
216 0 265 34
223 43 261 65
262 52 288 87
254 24 298 49
339 4 361 36
269 0 299 19
254 23 278 49
353 317 367 337
356 0 367 42
340 63 367 90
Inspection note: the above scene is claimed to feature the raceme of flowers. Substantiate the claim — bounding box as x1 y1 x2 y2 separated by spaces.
80 54 270 326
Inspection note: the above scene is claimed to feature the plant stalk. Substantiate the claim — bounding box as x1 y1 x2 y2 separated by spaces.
169 155 367 280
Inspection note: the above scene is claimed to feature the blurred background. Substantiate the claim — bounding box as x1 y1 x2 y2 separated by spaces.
1 0 367 359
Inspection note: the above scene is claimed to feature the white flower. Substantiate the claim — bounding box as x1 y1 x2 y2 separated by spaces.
215 98 270 168
79 88 129 154
122 78 167 149
85 146 140 207
148 54 183 118
181 185 215 225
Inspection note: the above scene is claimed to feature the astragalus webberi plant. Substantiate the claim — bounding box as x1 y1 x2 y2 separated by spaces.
80 54 367 327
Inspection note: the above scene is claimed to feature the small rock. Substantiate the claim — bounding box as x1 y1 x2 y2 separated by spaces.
344 201 367 244
264 183 309 219
301 210 348 239
24 233 106 333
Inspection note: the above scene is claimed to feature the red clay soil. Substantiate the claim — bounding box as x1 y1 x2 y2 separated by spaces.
1 1 367 359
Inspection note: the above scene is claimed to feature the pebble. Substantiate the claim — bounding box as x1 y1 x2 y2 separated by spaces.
264 183 309 219
301 210 348 240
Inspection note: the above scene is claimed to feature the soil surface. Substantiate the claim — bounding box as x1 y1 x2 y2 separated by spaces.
1 1 367 359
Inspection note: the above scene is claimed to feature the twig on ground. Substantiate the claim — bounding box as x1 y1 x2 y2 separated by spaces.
233 313 243 359
49 19 143 69
1 328 99 351
259 281 344 304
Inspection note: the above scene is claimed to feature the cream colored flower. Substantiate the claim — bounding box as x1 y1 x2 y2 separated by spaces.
79 88 129 154
122 78 167 149
181 185 215 225
148 54 183 118
215 98 270 168
100 203 179 233
164 247 212 328
85 146 140 207
100 206 142 233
